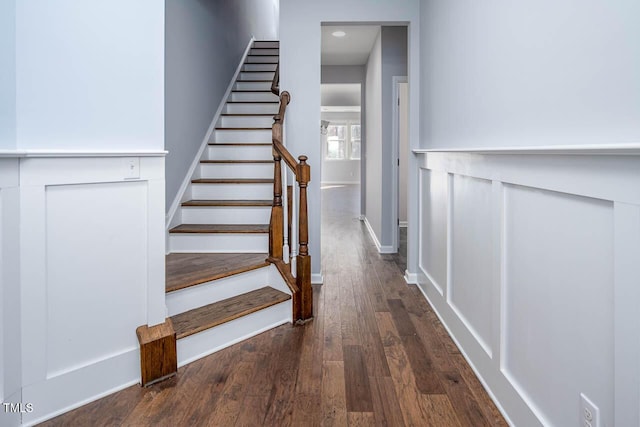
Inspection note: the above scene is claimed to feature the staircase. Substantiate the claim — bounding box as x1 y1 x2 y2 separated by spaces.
165 40 295 366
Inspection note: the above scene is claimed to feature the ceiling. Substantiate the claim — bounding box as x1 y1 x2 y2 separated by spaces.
321 25 380 66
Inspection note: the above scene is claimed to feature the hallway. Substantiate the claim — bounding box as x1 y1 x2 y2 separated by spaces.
42 185 505 426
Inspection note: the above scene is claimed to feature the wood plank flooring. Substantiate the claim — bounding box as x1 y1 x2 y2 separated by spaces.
41 184 506 427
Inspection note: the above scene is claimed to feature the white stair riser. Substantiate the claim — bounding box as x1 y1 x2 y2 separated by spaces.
246 55 278 63
177 301 291 367
252 41 279 49
207 145 272 160
249 48 279 56
230 91 279 102
218 115 274 128
199 163 273 179
167 267 271 316
224 103 278 115
170 233 268 253
213 129 271 143
235 81 272 91
181 206 271 224
191 183 272 199
239 71 274 80
243 63 277 72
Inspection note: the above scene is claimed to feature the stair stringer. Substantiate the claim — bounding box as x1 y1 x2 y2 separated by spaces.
165 36 257 234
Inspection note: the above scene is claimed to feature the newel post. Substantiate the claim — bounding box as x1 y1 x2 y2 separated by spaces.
269 119 284 260
296 156 312 320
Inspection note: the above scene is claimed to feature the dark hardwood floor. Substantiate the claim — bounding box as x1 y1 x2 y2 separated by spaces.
41 184 506 427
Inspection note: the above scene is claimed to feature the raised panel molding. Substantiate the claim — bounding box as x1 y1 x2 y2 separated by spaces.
415 151 640 427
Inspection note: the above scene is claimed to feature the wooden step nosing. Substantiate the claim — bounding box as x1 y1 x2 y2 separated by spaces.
220 113 275 117
191 178 273 184
166 261 270 294
225 101 279 104
208 142 271 146
169 226 269 234
215 127 272 131
181 199 272 207
173 288 291 339
199 160 274 164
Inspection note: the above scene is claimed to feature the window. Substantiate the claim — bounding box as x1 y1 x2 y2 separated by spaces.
325 121 361 160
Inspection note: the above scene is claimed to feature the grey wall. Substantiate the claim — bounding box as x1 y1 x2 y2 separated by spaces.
421 0 640 149
365 32 383 240
0 0 16 150
379 26 407 244
165 0 279 210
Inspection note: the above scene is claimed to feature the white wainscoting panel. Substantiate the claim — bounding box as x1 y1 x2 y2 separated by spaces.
450 174 494 357
503 185 614 427
44 182 148 377
415 151 640 427
419 168 448 295
14 155 166 426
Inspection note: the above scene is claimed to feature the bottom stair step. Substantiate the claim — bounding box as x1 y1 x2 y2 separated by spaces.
171 286 291 339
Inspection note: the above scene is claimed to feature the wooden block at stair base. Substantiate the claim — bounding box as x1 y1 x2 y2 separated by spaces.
136 319 177 387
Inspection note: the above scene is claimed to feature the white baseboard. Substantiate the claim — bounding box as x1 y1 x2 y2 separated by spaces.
363 217 395 254
320 181 360 185
311 273 324 285
165 36 256 230
404 270 417 284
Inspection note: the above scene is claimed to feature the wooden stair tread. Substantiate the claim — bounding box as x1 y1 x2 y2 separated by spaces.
166 252 269 292
215 127 272 130
231 90 274 93
226 101 279 104
220 113 274 116
209 142 271 146
169 224 269 234
181 199 272 207
200 160 273 164
171 287 291 339
235 80 273 83
191 178 273 184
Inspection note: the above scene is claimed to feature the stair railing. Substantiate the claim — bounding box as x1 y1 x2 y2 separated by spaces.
268 86 312 322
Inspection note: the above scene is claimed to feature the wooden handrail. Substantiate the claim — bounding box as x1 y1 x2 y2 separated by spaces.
267 87 313 322
271 63 280 95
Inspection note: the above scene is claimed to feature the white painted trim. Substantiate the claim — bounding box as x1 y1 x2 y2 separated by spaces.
399 220 408 227
0 150 167 158
165 36 256 229
311 273 324 285
403 270 417 284
363 216 395 254
413 142 640 155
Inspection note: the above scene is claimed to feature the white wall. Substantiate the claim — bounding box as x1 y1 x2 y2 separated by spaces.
420 0 640 149
321 112 361 185
280 0 421 282
416 151 640 426
15 1 165 151
398 82 408 223
165 0 279 211
0 0 16 150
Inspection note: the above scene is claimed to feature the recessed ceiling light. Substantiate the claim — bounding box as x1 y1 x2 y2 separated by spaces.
332 30 346 38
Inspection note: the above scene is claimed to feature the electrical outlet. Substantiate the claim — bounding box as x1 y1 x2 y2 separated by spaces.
580 393 600 427
123 158 140 179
